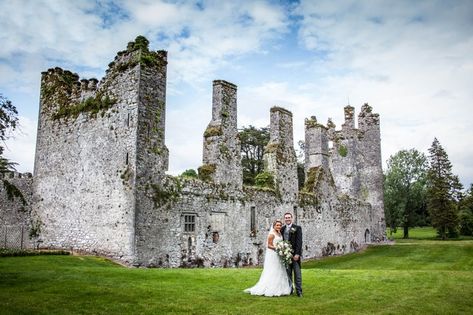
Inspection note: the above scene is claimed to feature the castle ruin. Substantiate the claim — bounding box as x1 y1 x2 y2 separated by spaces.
0 37 385 267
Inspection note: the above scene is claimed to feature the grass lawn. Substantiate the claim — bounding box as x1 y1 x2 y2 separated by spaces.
1 228 472 315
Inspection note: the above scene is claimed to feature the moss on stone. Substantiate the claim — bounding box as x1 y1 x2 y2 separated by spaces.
338 144 348 157
198 164 216 182
254 171 274 189
53 94 117 120
204 125 223 138
149 180 181 208
305 116 327 129
303 166 323 192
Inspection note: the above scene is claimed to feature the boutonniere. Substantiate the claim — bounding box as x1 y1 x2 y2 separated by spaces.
290 227 296 234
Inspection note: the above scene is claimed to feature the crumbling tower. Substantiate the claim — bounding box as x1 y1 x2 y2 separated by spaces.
358 103 385 240
264 107 298 204
304 116 329 173
32 36 169 263
201 80 242 189
329 105 361 197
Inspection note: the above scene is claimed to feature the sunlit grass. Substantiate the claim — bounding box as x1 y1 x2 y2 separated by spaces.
1 228 472 314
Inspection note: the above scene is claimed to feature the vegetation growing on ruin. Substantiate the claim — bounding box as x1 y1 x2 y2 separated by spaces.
198 164 216 182
338 144 348 157
303 166 323 192
204 125 223 137
304 116 327 129
219 144 231 160
114 36 167 72
147 178 182 208
254 171 274 189
40 69 78 115
53 94 117 120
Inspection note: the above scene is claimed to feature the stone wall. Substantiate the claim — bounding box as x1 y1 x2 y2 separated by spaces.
0 172 35 249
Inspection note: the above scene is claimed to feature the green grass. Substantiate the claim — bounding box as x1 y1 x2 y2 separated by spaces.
1 229 472 314
387 226 439 239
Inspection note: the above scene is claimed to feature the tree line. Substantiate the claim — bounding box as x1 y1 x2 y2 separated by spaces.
384 140 473 239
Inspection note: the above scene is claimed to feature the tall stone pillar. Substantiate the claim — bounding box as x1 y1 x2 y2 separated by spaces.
358 103 385 240
264 107 298 203
304 116 329 174
201 80 242 189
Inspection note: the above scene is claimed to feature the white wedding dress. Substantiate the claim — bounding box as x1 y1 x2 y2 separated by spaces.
244 231 291 297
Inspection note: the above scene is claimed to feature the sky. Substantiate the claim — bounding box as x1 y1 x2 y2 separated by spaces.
1 0 472 187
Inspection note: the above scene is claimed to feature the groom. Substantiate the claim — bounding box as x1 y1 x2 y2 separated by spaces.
282 212 302 297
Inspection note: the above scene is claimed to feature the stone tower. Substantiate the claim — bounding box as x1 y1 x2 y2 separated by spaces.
330 105 362 197
264 107 298 205
201 80 242 189
304 116 329 173
32 36 168 263
358 103 385 240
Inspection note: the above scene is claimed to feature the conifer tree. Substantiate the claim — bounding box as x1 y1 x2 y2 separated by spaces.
426 138 462 239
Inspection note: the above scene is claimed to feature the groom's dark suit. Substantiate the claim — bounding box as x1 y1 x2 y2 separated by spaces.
282 224 302 296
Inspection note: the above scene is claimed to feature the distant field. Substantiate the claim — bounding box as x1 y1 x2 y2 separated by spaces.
1 227 472 314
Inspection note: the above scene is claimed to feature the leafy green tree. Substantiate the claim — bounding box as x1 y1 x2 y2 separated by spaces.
180 169 198 178
0 94 19 173
384 149 428 238
239 125 269 185
459 184 473 236
426 138 462 240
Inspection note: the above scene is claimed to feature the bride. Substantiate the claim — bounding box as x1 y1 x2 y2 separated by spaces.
244 220 291 297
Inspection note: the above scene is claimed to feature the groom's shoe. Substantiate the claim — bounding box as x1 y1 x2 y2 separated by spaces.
297 292 303 297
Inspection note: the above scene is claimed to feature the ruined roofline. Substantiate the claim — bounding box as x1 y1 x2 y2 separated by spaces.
304 103 379 132
305 116 328 130
270 106 292 116
213 80 237 89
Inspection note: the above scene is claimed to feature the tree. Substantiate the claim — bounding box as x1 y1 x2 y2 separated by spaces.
180 169 198 178
0 94 19 173
239 126 270 185
459 184 473 236
384 149 428 238
426 138 462 240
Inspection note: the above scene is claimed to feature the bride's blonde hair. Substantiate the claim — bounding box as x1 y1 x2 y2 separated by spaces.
273 219 283 228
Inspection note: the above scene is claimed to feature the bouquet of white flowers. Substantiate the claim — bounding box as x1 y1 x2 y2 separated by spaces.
275 240 293 267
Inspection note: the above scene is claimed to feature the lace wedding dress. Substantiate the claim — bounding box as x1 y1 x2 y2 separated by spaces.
244 231 291 297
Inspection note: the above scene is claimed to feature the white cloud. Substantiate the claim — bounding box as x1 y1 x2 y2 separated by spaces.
1 0 472 187
292 0 473 185
3 116 37 173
